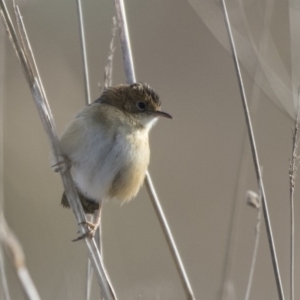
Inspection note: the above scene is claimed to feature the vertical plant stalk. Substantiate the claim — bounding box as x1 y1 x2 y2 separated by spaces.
113 0 135 84
76 1 95 297
144 174 195 300
220 1 285 300
85 206 104 300
219 2 274 299
104 17 117 89
0 2 116 300
76 0 91 105
244 190 262 300
84 17 117 300
113 1 196 299
289 94 300 300
0 19 10 300
85 214 94 300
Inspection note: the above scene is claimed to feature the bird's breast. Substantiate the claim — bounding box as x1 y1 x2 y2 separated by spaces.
108 130 150 202
72 127 150 203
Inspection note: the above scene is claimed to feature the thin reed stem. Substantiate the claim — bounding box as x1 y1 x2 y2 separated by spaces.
82 15 116 299
244 191 262 300
0 19 10 300
0 247 11 300
76 2 99 298
289 94 300 300
144 172 195 300
0 2 116 299
76 0 91 105
220 1 285 299
113 1 196 299
219 3 274 299
113 0 135 84
104 17 117 89
0 212 41 300
85 214 94 300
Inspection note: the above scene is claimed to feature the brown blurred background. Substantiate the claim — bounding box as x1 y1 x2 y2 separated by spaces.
1 0 298 299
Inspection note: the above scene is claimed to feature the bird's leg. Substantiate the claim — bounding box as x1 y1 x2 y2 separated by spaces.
51 155 71 173
94 207 103 253
73 201 103 241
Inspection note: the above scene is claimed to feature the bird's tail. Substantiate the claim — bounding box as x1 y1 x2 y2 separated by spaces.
61 190 99 214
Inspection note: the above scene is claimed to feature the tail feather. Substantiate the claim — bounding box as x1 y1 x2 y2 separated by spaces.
61 190 99 214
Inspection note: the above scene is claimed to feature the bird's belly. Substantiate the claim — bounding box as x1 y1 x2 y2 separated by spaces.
71 131 150 203
108 147 149 202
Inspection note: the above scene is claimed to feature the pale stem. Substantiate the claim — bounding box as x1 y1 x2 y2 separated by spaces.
83 15 117 299
85 214 94 300
0 2 116 299
76 0 91 105
144 172 195 300
220 1 285 300
0 247 11 300
113 0 196 299
0 213 41 300
104 17 117 89
289 95 300 300
219 1 274 298
113 0 135 84
244 192 262 300
0 14 11 300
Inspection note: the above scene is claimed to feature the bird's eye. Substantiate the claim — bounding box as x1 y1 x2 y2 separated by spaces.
137 101 146 111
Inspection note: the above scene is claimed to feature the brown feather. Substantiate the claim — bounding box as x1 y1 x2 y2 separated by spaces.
61 190 99 214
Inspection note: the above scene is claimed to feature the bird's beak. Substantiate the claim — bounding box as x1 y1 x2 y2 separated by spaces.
153 110 173 119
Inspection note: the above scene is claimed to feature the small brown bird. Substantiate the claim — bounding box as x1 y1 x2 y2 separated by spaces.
59 83 172 239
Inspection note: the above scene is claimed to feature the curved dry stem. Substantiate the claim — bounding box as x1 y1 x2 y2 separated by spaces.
0 212 41 300
0 2 116 299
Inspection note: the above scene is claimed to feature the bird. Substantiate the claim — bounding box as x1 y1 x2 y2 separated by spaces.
58 82 172 240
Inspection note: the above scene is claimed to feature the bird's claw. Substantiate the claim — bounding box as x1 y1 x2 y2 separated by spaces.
79 221 96 229
51 156 71 173
72 221 98 242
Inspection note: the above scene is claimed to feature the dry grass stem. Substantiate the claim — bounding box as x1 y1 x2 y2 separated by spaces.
84 16 116 300
76 0 91 105
219 3 274 299
289 94 300 300
104 17 117 89
0 213 41 300
114 0 196 299
220 1 285 299
114 0 135 84
0 1 116 299
0 246 11 300
85 208 104 300
144 173 196 300
85 214 95 300
245 190 262 300
0 13 11 300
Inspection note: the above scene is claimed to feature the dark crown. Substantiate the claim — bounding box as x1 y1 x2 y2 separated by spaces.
129 83 160 106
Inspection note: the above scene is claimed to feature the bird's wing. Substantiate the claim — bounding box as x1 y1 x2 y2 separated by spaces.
59 104 116 166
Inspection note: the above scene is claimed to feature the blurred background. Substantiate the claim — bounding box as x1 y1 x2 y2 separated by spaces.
1 0 299 299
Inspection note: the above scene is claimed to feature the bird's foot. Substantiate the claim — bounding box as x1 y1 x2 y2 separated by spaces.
52 156 71 173
72 221 99 242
